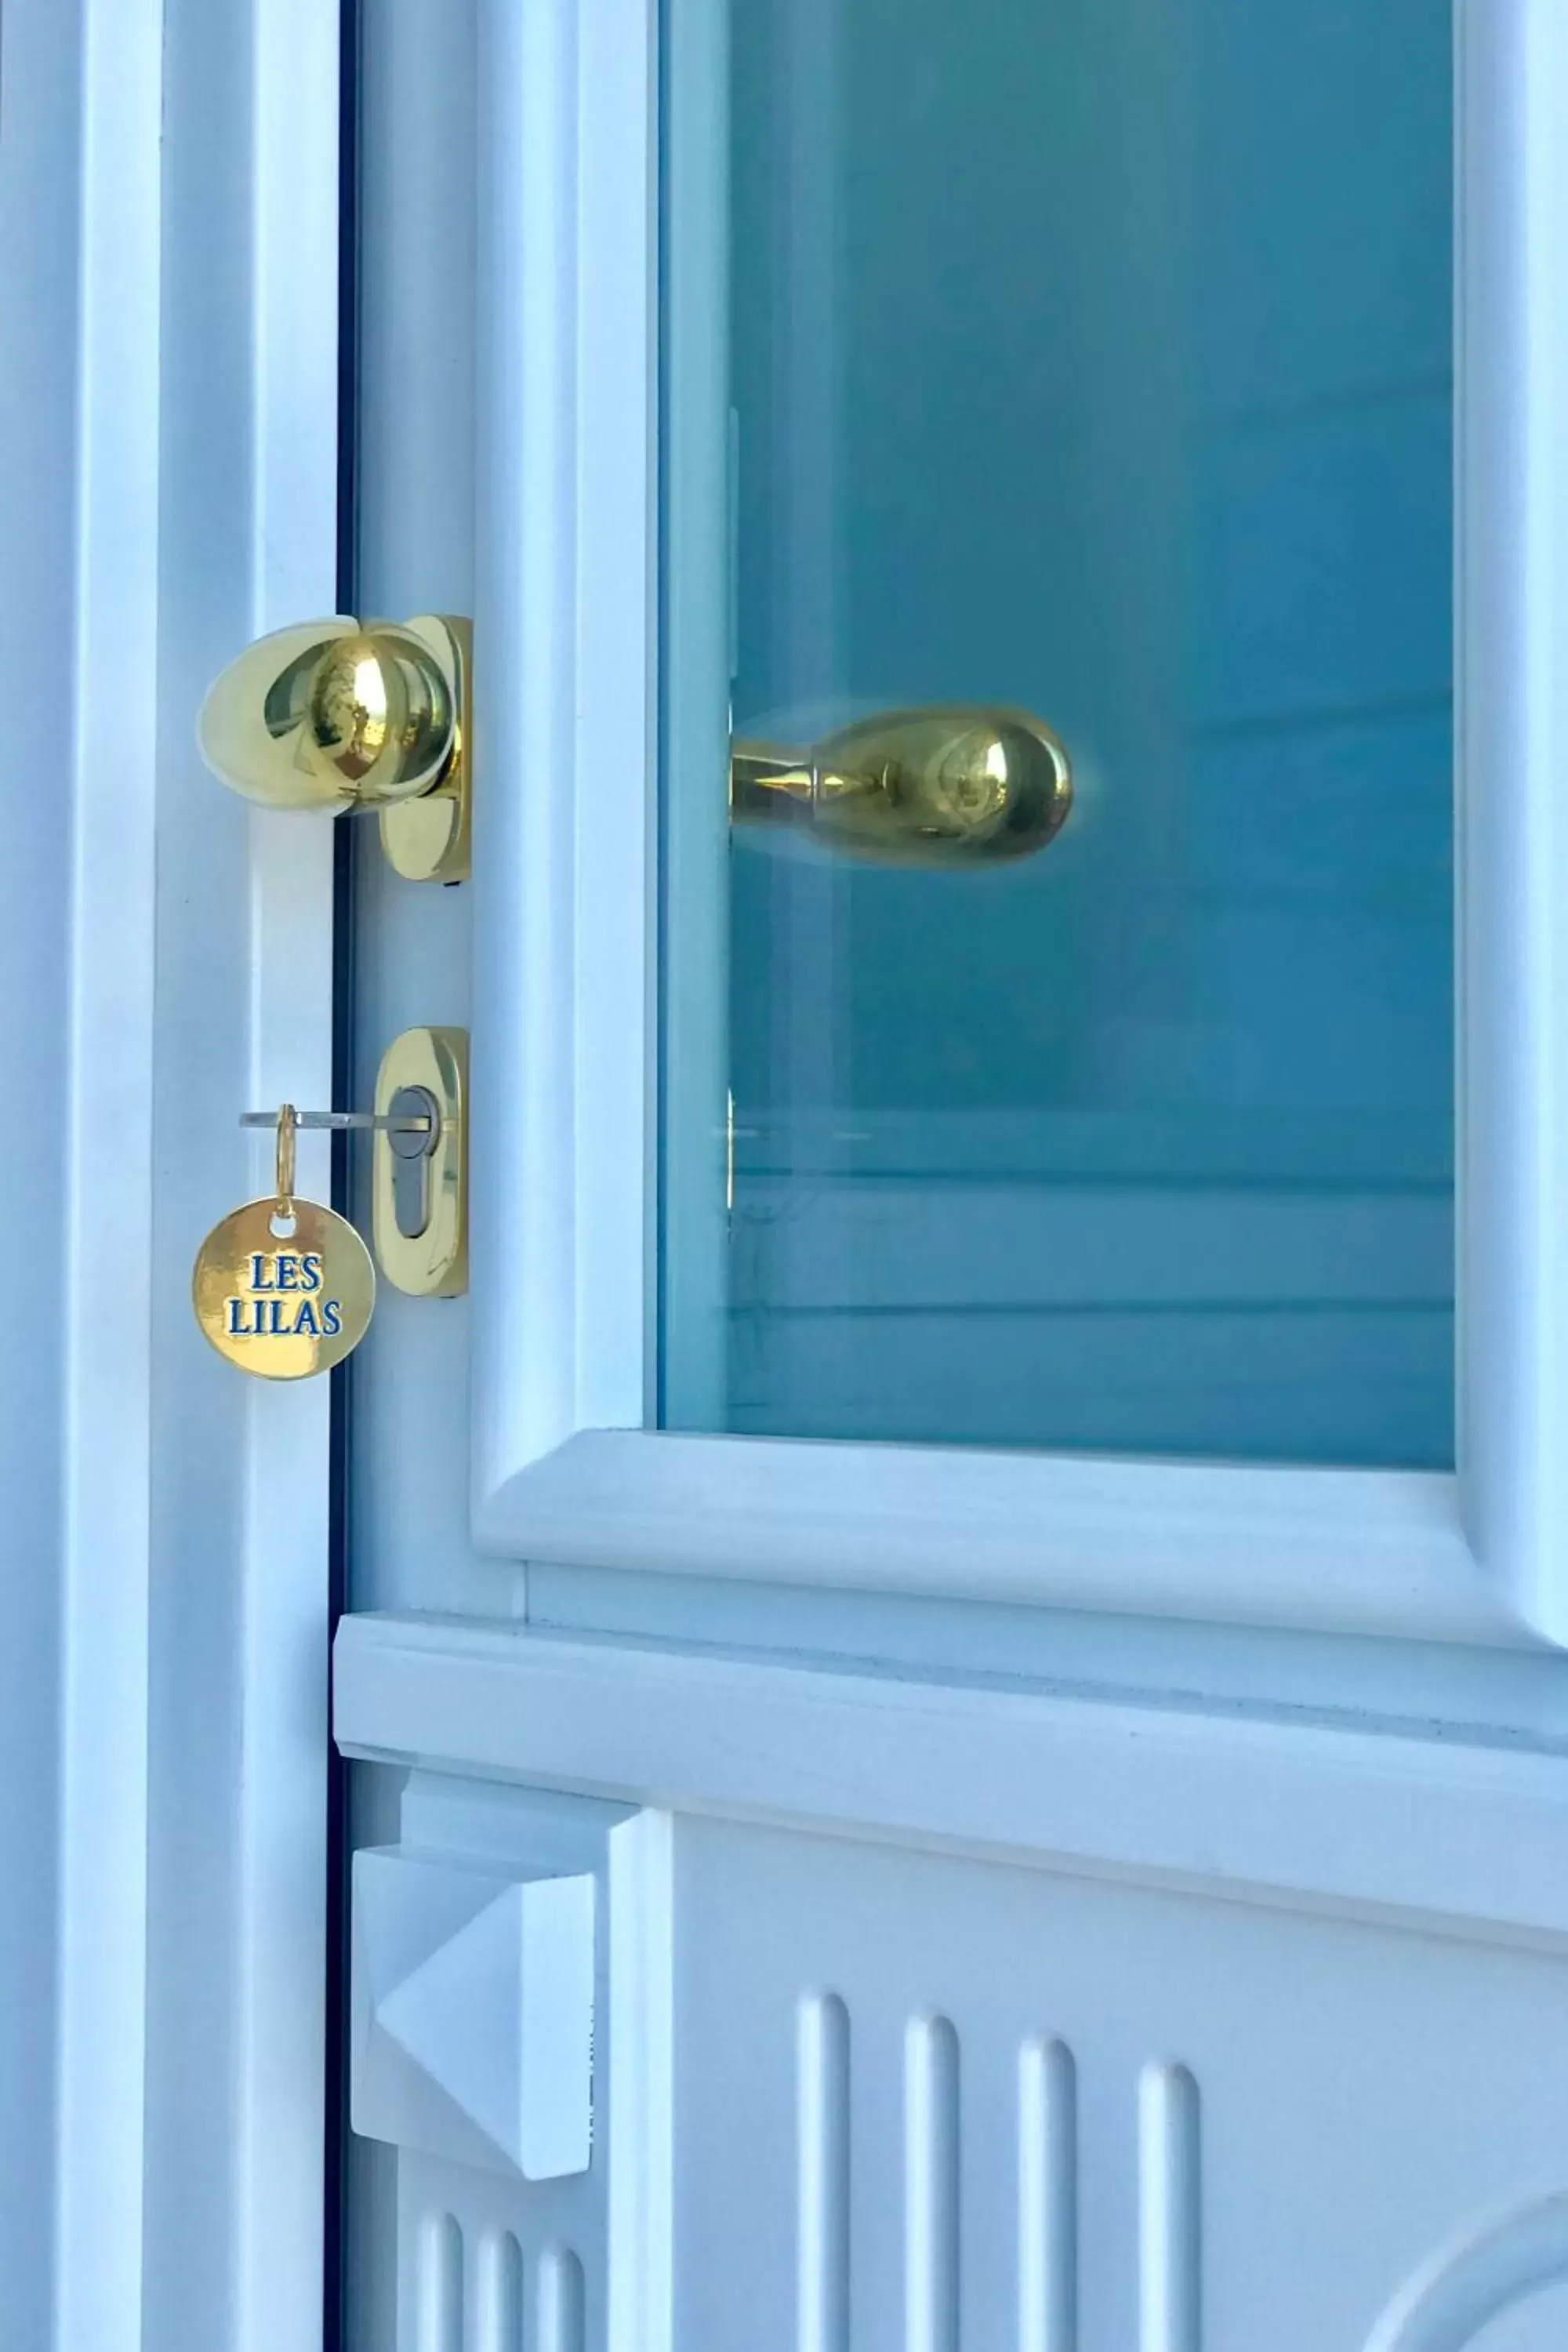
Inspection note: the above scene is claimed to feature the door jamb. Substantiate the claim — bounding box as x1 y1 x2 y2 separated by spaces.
0 1 344 2343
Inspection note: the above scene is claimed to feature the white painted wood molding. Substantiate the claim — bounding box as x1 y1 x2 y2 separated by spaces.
335 1613 1568 1945
463 0 1568 1650
1363 2192 1568 2351
0 1 340 2345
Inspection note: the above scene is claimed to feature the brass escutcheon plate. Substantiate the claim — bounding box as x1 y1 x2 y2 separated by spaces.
372 1026 469 1296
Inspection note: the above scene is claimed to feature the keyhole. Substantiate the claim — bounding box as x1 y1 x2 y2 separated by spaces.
387 1084 440 1238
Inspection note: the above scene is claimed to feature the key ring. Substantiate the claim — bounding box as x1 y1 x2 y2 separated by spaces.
275 1102 297 1214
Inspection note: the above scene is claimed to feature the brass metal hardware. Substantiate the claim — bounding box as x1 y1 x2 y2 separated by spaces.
192 1105 376 1378
197 614 473 883
230 1060 464 1298
730 705 1072 868
372 1027 468 1296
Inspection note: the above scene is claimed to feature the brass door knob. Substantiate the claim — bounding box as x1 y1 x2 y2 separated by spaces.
730 705 1072 868
196 614 472 884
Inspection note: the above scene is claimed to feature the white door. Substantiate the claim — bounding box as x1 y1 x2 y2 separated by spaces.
194 1 1568 2347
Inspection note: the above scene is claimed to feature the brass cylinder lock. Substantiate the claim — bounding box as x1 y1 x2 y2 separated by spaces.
192 1027 468 1381
372 1027 468 1297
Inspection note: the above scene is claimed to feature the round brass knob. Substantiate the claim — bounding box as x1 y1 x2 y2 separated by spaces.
197 617 458 813
196 612 471 883
731 705 1072 868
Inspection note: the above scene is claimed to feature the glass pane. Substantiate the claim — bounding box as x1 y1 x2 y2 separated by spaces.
660 0 1454 1468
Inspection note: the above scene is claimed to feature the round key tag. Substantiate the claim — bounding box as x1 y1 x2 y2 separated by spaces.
192 1105 376 1378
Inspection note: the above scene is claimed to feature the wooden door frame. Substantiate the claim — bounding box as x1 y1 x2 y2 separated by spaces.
0 1 343 2344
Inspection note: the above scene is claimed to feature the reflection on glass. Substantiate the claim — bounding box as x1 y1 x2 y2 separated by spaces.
662 0 1454 1467
731 706 1073 867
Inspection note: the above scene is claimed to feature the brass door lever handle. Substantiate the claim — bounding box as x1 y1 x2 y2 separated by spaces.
197 614 472 883
729 705 1072 867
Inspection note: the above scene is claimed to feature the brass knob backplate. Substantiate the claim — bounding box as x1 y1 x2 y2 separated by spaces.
197 613 472 884
731 704 1072 869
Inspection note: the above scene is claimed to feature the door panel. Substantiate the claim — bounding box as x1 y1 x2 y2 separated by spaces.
336 2 1568 2348
335 1615 1568 2352
674 1817 1568 2352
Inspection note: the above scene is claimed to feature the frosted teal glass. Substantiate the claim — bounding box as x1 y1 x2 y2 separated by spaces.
662 0 1454 1466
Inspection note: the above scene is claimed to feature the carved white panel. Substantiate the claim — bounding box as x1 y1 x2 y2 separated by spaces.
663 1817 1568 2352
354 1777 641 2352
353 1846 594 2180
1364 2193 1568 2351
398 2175 590 2352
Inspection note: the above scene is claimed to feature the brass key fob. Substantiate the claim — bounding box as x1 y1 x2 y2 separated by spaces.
192 1104 375 1379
